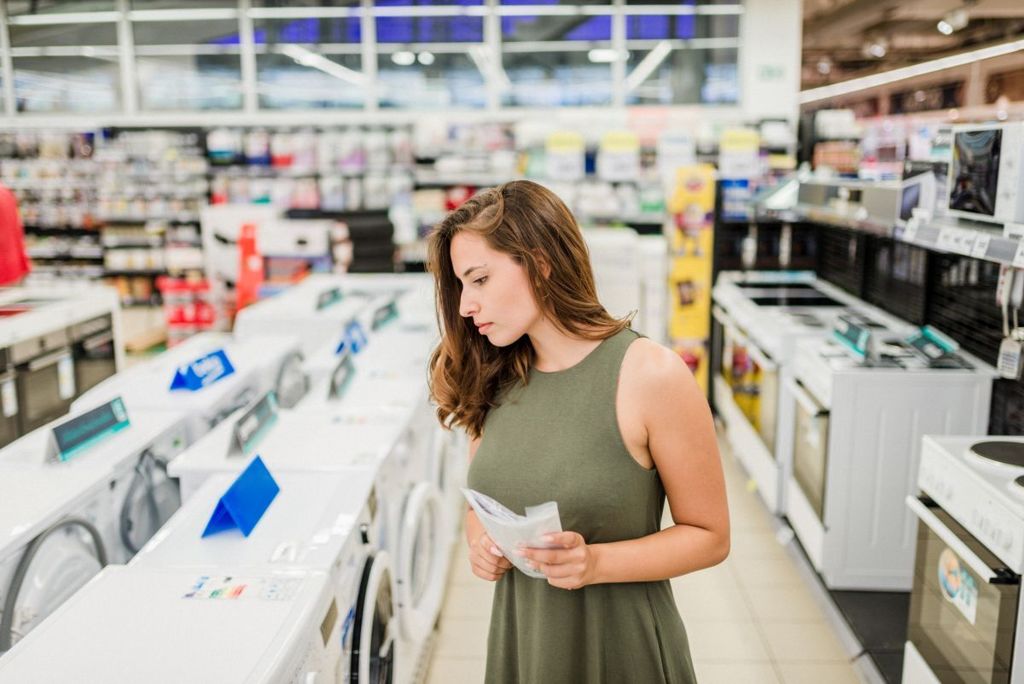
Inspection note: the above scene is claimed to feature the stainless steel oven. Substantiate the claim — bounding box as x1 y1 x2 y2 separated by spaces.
788 378 830 521
905 497 1021 684
0 347 18 447
70 315 117 396
12 329 76 434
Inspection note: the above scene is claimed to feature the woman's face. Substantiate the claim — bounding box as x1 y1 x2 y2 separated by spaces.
450 231 543 347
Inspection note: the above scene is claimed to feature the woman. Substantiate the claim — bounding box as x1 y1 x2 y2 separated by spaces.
428 180 729 684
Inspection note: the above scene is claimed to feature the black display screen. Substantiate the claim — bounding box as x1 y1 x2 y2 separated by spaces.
949 129 1002 217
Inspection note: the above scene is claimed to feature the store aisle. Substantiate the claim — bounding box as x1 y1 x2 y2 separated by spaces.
426 436 865 684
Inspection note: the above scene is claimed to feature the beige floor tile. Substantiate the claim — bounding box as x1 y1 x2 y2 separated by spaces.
731 557 806 589
687 620 772 662
434 616 491 658
441 580 495 620
694 662 782 684
674 583 756 623
747 586 831 623
729 531 792 562
426 657 487 684
762 622 850 663
776 662 863 684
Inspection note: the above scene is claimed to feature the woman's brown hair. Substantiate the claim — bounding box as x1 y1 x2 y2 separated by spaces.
427 180 630 439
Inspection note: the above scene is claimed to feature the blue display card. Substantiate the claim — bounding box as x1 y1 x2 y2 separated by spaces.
201 456 280 538
170 348 236 391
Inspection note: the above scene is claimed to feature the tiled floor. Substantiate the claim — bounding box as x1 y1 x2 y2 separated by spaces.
426 437 865 684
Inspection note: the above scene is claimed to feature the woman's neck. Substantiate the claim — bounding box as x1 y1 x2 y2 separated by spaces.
528 318 602 372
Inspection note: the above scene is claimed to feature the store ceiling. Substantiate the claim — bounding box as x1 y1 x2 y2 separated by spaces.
802 0 1024 89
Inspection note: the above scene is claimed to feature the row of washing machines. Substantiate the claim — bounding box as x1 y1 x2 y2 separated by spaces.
0 273 466 683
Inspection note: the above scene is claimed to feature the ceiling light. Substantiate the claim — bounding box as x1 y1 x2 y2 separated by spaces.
417 51 435 66
391 51 415 66
938 7 969 34
816 57 832 75
937 20 954 35
588 48 621 64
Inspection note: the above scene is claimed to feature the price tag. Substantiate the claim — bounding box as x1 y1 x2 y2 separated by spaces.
170 348 236 391
1 378 16 418
597 131 640 182
971 234 991 259
229 391 278 458
57 355 75 400
50 397 130 463
316 287 342 311
1012 241 1024 268
545 131 585 181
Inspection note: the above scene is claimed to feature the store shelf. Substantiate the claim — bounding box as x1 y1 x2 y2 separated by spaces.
104 268 168 277
24 225 102 236
28 248 104 260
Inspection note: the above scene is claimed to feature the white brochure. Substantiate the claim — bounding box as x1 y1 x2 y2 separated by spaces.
462 488 563 580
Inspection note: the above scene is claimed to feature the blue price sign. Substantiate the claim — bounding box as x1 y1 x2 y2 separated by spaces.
170 349 236 392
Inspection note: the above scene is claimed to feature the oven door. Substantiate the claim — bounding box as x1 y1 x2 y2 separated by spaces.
905 497 1020 684
0 369 19 447
788 378 830 522
721 319 779 454
15 349 76 434
73 327 117 397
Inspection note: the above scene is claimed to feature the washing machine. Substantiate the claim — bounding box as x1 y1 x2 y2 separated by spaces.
167 406 448 683
71 332 308 441
0 565 340 683
133 469 399 683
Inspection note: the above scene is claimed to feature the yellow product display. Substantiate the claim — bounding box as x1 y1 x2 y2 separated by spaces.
672 338 709 395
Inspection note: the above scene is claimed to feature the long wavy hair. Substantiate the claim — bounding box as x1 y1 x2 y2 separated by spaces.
427 180 631 439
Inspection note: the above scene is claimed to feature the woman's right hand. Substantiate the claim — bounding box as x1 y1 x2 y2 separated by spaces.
469 532 512 581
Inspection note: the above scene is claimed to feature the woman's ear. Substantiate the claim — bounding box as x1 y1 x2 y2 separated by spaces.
532 250 552 278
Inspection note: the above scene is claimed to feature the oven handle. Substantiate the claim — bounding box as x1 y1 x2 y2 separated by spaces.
81 331 114 352
905 496 999 583
26 350 71 372
785 378 826 416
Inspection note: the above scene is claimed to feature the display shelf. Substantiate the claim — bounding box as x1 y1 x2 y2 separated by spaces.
24 225 102 236
28 248 104 260
104 269 168 277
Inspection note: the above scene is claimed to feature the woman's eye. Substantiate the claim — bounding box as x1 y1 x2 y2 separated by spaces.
474 276 488 286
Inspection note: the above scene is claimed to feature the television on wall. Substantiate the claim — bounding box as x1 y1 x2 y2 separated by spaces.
946 122 1024 224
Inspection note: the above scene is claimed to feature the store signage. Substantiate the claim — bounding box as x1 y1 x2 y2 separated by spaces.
832 316 871 360
170 349 235 391
335 320 368 355
597 131 640 183
316 287 343 311
329 351 356 400
50 397 130 463
228 391 278 458
545 131 585 181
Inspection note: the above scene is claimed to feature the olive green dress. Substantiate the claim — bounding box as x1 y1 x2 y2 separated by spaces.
467 328 697 684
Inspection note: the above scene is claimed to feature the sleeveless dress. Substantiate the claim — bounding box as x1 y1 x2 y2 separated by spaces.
466 328 697 684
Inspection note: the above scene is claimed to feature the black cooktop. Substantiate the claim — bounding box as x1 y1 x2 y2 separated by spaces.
970 441 1024 469
736 282 816 290
750 295 844 307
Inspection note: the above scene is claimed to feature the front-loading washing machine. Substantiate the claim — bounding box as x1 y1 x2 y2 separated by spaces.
0 565 340 683
71 332 308 441
133 469 399 683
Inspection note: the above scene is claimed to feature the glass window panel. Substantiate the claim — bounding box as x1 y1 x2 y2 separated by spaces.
625 13 739 39
500 0 609 5
10 23 118 47
624 0 738 5
624 46 738 105
131 0 236 7
136 54 242 110
133 19 241 46
375 0 483 5
254 18 362 46
376 16 483 43
378 52 485 108
257 53 364 109
5 0 114 15
13 56 120 112
252 0 359 6
502 15 610 42
502 51 612 106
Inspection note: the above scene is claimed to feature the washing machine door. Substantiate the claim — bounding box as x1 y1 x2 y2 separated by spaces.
274 351 309 409
119 452 181 558
1 523 105 650
396 482 445 645
352 551 397 683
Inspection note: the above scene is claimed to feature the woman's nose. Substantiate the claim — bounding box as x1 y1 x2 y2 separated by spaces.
459 289 477 318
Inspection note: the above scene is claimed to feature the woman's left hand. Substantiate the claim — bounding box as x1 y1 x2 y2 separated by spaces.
520 532 597 591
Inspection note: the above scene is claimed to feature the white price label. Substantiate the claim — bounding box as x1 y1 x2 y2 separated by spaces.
1013 241 1024 268
1 379 16 418
902 219 920 243
971 234 991 259
57 355 75 400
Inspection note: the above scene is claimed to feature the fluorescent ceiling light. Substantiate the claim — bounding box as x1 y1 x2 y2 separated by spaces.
937 20 954 35
800 38 1024 104
391 51 415 66
279 44 367 87
625 40 672 93
418 51 435 66
589 48 618 63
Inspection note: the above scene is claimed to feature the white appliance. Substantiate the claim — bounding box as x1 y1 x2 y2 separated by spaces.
0 406 189 650
903 436 1024 684
946 122 1024 225
166 406 447 682
233 273 385 357
583 227 642 325
711 271 905 514
72 332 308 441
638 235 668 344
0 565 341 683
133 469 398 683
783 332 995 591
